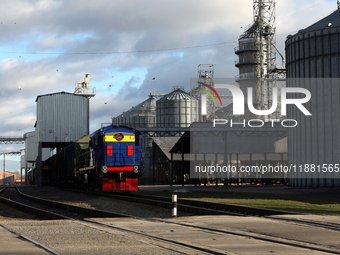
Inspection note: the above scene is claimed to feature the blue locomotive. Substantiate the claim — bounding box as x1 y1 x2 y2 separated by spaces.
43 125 142 192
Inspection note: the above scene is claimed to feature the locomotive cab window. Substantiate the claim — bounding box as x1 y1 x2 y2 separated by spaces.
135 133 140 146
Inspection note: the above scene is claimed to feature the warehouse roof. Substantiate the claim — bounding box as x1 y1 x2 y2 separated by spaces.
152 137 190 161
152 137 180 160
35 91 89 102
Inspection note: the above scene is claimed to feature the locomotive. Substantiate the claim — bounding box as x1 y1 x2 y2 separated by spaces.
43 125 142 192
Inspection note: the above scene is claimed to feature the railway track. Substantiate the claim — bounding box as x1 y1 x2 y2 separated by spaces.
2 186 340 254
112 192 340 233
111 193 340 232
0 186 8 194
58 188 340 234
14 186 129 218
269 215 340 232
0 186 226 254
58 188 298 217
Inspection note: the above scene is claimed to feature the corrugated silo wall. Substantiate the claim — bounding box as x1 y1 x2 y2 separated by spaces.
36 93 89 143
156 95 198 127
285 28 340 187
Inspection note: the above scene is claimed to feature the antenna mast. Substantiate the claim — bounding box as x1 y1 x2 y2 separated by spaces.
254 0 276 111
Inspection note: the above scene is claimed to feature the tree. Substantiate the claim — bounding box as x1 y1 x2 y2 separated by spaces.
14 171 20 180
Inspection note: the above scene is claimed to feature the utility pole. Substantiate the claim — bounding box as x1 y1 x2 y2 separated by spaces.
3 154 4 184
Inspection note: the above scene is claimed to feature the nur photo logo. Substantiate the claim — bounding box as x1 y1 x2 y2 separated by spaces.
198 82 222 116
197 81 312 128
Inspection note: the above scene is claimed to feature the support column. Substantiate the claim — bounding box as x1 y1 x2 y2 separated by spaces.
25 161 28 185
152 141 155 185
181 139 184 186
36 142 42 189
170 152 173 186
3 154 5 185
223 131 228 187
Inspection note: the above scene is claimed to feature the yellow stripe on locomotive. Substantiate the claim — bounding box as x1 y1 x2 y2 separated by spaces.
103 132 135 142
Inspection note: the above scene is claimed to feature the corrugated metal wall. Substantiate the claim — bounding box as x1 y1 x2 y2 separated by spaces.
285 27 340 187
36 92 89 143
286 28 340 78
25 131 50 161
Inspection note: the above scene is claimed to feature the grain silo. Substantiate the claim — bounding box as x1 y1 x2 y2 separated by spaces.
112 95 156 128
156 88 199 128
285 7 340 187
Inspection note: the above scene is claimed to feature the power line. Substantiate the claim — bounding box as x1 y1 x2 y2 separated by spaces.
0 41 234 56
278 0 328 21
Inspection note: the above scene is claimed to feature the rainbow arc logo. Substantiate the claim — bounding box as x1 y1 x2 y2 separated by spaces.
198 82 222 116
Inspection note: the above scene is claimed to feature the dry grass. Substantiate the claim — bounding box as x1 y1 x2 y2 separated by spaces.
136 191 340 215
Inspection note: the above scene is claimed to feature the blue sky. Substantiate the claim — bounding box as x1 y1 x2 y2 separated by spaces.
0 0 336 173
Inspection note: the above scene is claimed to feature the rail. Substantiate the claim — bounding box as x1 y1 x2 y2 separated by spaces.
14 186 129 218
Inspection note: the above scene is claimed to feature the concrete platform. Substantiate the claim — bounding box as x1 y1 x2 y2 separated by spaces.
269 214 340 225
0 225 51 254
171 215 340 250
1 215 340 254
0 220 178 255
102 215 340 254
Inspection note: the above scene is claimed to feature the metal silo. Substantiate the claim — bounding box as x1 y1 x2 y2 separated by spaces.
112 95 156 128
285 7 340 187
235 37 263 120
156 88 199 128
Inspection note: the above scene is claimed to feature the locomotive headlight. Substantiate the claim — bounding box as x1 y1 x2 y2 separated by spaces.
115 133 124 141
102 166 107 173
133 165 139 173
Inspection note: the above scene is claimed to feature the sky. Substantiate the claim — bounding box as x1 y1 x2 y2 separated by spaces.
0 0 336 173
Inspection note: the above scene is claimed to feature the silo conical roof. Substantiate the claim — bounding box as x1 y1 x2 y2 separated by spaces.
158 89 196 101
298 9 340 34
116 96 156 118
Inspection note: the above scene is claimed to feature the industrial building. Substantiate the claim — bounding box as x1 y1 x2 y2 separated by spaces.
21 75 95 187
21 131 50 184
35 92 90 144
0 171 14 185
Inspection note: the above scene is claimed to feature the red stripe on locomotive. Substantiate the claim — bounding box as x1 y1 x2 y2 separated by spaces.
107 166 134 171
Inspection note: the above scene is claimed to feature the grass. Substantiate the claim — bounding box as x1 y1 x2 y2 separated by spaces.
135 191 340 215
